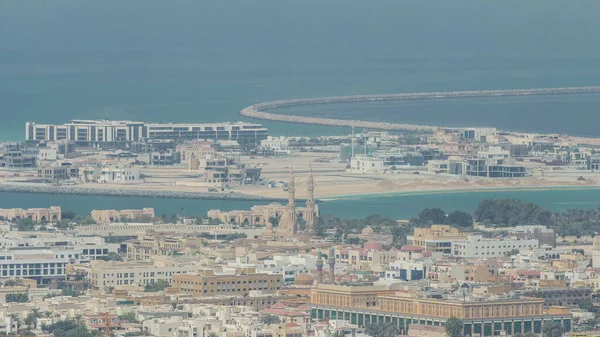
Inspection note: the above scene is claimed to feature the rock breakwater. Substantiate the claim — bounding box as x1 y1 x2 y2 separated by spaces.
241 86 600 132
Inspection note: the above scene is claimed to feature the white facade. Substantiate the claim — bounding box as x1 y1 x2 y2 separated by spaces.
87 258 196 289
427 160 449 173
452 235 538 258
80 166 140 183
350 155 384 173
99 166 140 183
37 148 58 162
478 146 510 160
261 136 290 154
0 250 71 280
25 120 267 144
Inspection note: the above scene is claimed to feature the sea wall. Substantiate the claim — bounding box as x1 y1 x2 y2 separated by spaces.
0 183 283 202
241 86 600 132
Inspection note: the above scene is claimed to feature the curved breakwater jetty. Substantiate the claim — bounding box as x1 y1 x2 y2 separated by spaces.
241 86 600 131
0 183 283 202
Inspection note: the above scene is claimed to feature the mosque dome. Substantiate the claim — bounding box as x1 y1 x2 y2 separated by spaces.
361 227 375 235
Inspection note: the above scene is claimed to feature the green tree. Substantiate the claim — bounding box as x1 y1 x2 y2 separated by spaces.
445 211 473 228
98 252 123 261
331 331 346 337
260 315 280 324
61 211 77 220
542 321 563 337
473 198 553 227
6 293 29 303
16 218 36 231
365 322 399 337
418 208 446 225
514 333 538 337
444 317 464 337
579 299 595 312
25 308 42 330
144 280 171 292
118 312 138 323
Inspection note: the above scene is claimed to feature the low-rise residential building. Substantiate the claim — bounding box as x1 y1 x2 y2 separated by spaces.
83 258 197 289
37 165 69 182
90 208 155 223
173 268 282 297
452 235 538 258
406 225 467 254
0 206 62 222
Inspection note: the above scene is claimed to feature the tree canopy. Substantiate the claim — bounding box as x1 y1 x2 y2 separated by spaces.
474 198 552 226
444 317 463 337
365 322 399 337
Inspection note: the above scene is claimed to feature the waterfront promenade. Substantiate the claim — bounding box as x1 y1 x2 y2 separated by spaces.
241 86 600 132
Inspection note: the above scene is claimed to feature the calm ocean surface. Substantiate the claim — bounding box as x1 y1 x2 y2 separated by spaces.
1 188 599 220
2 1 600 211
2 1 600 141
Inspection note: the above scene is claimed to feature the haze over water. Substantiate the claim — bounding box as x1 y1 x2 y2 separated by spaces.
2 0 600 141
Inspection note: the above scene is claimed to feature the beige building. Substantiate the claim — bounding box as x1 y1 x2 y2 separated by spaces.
173 267 282 297
126 233 202 261
90 208 155 223
310 284 572 336
0 206 61 222
208 202 318 226
83 257 196 289
406 225 467 254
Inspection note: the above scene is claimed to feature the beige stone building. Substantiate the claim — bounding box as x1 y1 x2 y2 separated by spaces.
310 284 573 336
208 203 318 226
173 267 282 297
0 206 61 221
406 225 467 254
90 208 155 223
82 257 196 289
126 233 202 261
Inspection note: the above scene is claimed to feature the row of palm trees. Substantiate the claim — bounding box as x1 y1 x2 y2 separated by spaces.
8 308 55 333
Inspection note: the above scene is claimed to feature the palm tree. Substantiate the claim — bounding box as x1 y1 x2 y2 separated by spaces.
74 314 84 326
44 311 53 318
9 313 21 332
27 308 42 330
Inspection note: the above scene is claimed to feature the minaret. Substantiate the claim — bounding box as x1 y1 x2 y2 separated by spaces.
286 167 297 234
305 166 315 233
316 250 324 284
328 247 336 283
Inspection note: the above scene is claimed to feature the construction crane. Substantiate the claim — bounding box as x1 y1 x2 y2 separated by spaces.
103 312 113 337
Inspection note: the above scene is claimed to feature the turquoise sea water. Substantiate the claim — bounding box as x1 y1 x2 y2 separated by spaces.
1 188 599 220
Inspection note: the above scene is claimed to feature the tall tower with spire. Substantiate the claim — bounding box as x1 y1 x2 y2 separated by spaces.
279 166 297 235
316 250 324 284
328 246 336 283
305 166 315 233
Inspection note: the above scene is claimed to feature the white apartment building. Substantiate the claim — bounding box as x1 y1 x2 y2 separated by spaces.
25 120 268 147
79 166 140 183
86 258 197 289
478 146 510 161
0 249 71 284
260 136 290 154
452 235 538 258
258 255 318 284
350 155 384 173
37 148 58 162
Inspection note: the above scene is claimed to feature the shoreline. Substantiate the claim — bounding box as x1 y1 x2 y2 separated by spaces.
319 185 600 201
0 183 284 202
